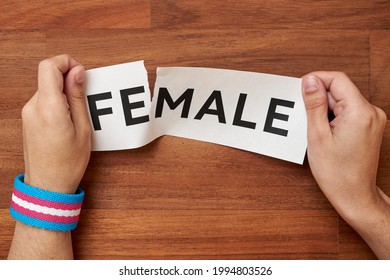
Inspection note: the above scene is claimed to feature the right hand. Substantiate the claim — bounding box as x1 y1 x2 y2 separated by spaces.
301 72 390 259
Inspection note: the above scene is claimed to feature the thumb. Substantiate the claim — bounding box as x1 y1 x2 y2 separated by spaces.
301 74 331 143
64 65 91 135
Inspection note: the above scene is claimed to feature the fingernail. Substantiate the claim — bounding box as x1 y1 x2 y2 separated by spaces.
75 68 85 84
303 75 318 93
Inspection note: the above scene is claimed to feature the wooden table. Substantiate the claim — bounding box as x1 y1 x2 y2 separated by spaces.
0 0 389 259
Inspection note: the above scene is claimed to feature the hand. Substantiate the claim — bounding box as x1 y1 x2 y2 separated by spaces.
301 71 390 259
8 55 91 260
22 54 91 194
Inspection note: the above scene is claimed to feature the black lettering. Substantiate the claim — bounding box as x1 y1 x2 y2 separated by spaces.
155 87 194 118
87 92 113 131
120 86 150 126
263 98 295 137
233 93 256 129
194 90 226 123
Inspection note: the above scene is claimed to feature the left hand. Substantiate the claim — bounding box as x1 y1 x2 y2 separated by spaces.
22 54 92 194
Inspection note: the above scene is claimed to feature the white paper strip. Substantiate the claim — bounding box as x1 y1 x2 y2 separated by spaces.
85 61 307 164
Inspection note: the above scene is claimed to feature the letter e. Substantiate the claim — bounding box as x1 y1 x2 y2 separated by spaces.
263 98 295 137
120 86 150 126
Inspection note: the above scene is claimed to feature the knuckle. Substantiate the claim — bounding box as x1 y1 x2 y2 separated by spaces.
336 72 354 87
376 106 387 119
359 107 376 128
72 89 85 100
334 71 348 80
304 92 327 111
305 96 326 111
38 58 53 71
21 102 33 120
38 54 70 71
375 106 387 127
61 53 71 60
332 71 352 84
358 105 386 129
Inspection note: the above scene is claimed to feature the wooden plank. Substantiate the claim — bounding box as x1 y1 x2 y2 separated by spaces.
151 0 390 29
72 210 338 259
0 210 14 259
370 30 390 118
0 209 338 259
0 0 386 260
0 119 23 209
0 31 45 119
46 28 370 95
0 0 150 29
81 137 331 211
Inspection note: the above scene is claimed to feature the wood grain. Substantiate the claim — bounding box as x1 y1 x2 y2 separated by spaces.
151 0 390 29
0 209 338 259
0 210 14 257
0 31 45 119
0 0 150 29
81 138 330 211
46 28 370 94
370 30 390 118
0 0 389 260
72 210 338 259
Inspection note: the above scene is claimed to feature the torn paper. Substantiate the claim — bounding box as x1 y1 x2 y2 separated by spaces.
85 61 307 164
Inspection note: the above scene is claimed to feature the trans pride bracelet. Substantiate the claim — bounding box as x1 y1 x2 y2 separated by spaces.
10 174 84 231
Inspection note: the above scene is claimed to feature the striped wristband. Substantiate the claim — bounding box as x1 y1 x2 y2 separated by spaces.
10 174 84 231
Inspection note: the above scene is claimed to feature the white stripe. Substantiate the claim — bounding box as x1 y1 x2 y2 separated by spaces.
12 194 81 217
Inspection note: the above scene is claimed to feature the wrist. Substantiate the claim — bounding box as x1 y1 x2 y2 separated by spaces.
13 221 71 240
24 172 78 194
340 187 389 230
10 174 84 231
343 192 390 259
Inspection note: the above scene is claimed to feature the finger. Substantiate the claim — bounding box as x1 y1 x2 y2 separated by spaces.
37 54 81 102
302 75 332 143
63 65 92 136
308 71 365 104
327 90 337 112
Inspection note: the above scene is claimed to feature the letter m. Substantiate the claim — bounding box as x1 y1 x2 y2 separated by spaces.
155 88 194 118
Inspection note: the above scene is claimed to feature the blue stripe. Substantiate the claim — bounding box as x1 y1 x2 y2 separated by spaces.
10 206 78 231
14 174 84 204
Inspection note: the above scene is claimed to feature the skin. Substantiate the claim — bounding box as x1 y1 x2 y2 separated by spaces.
302 72 390 259
7 55 389 259
7 55 91 259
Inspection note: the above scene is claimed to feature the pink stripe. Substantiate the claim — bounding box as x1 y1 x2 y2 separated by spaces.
11 201 79 224
13 188 82 210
